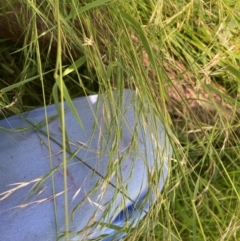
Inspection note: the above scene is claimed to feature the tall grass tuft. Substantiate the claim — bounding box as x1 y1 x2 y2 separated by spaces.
0 0 240 240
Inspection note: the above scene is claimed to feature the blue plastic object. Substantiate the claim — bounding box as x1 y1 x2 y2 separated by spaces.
0 89 172 241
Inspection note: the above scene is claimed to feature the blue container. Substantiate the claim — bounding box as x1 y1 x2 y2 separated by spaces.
0 90 172 241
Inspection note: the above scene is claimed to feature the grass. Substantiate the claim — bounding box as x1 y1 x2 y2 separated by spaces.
0 0 240 240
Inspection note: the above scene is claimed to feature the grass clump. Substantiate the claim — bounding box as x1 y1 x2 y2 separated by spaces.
0 0 240 240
